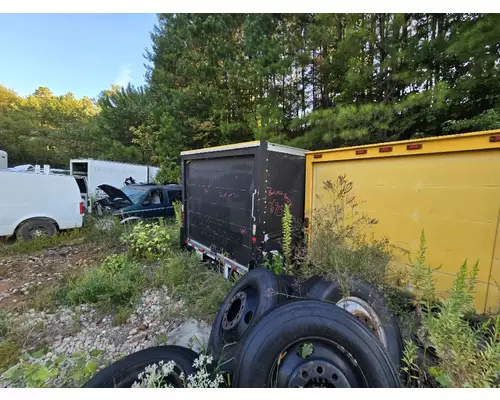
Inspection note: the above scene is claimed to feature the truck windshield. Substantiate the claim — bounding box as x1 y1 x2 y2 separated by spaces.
121 187 147 204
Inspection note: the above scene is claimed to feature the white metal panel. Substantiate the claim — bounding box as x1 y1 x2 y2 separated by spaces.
0 150 7 169
267 142 306 157
180 141 260 156
0 170 83 237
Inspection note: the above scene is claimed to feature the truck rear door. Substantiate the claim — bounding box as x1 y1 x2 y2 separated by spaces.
185 155 256 267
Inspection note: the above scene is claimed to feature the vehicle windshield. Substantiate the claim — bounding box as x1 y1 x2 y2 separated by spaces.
120 187 147 204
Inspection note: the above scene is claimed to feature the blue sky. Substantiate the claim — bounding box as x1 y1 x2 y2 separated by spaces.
0 13 158 99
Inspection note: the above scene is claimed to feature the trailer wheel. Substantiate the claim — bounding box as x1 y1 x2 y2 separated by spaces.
16 218 57 241
82 345 198 388
208 267 289 374
306 278 403 369
233 300 401 388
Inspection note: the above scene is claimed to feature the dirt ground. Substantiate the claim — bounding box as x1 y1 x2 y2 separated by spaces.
0 241 122 311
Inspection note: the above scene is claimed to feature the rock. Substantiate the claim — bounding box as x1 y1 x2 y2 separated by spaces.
129 328 138 336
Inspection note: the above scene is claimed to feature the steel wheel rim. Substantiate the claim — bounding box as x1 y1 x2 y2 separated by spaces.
336 296 388 348
220 285 258 343
28 225 48 239
269 337 367 388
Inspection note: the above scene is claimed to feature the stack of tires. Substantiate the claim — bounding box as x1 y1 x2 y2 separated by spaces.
208 268 402 388
83 268 403 388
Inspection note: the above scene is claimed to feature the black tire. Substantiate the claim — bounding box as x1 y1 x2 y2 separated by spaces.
16 218 57 241
233 300 402 388
82 345 198 388
278 274 322 298
306 277 403 370
208 267 289 373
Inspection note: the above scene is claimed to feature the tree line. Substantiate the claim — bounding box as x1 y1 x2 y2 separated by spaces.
1 13 499 179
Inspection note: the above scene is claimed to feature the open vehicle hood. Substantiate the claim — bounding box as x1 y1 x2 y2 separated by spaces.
97 184 133 205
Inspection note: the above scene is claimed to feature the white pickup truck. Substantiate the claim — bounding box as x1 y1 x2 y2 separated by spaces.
0 170 84 240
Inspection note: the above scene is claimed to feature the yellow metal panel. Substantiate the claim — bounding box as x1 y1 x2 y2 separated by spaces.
486 210 500 313
307 144 500 313
305 129 500 161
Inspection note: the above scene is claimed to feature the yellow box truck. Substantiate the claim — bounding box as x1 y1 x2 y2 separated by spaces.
305 130 500 314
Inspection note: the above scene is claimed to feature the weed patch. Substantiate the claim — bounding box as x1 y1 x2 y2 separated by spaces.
403 231 500 388
153 252 232 319
121 220 178 261
56 255 145 310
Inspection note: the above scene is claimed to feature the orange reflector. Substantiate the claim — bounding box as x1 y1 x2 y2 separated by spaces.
379 146 393 153
407 143 422 150
355 149 367 155
313 154 323 159
490 135 500 143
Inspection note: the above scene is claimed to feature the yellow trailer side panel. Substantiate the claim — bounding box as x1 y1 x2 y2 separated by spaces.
486 211 500 313
306 131 500 313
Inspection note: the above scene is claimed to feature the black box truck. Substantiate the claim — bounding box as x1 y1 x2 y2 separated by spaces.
180 141 306 278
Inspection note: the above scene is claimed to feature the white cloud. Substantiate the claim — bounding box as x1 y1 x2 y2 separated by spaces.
114 65 133 87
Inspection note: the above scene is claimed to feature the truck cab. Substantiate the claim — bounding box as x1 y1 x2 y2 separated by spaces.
96 183 182 223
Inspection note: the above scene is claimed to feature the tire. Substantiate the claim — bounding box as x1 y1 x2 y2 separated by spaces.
233 300 401 388
16 218 57 241
82 345 198 388
306 277 403 370
208 267 289 373
278 274 322 298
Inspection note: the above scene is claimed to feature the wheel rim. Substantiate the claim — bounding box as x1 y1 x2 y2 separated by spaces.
220 285 258 343
336 296 388 348
270 338 366 388
28 225 48 239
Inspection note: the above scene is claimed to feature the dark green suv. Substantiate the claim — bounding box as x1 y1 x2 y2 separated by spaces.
96 183 182 223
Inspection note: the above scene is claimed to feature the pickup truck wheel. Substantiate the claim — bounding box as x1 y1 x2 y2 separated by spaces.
233 300 401 388
306 278 403 370
82 345 199 388
16 219 57 241
208 267 289 374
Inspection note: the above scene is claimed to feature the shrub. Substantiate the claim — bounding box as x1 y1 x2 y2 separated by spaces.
262 250 285 275
121 221 177 260
404 231 500 388
297 174 394 293
100 253 130 275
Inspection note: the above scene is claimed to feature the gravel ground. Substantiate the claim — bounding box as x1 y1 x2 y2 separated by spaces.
0 286 212 387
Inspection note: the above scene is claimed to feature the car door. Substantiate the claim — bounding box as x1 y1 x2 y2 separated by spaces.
165 189 182 218
140 189 167 220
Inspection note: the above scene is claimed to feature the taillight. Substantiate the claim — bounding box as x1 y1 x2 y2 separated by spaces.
79 202 84 215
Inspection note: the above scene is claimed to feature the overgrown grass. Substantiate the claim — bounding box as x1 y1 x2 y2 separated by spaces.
55 257 146 310
152 251 233 319
403 231 500 388
0 215 125 257
49 221 231 319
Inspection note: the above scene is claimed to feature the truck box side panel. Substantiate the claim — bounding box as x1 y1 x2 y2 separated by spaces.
185 155 255 266
486 210 500 313
262 150 305 247
309 148 500 312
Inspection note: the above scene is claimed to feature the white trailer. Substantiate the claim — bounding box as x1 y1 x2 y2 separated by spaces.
69 159 160 212
0 150 7 170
